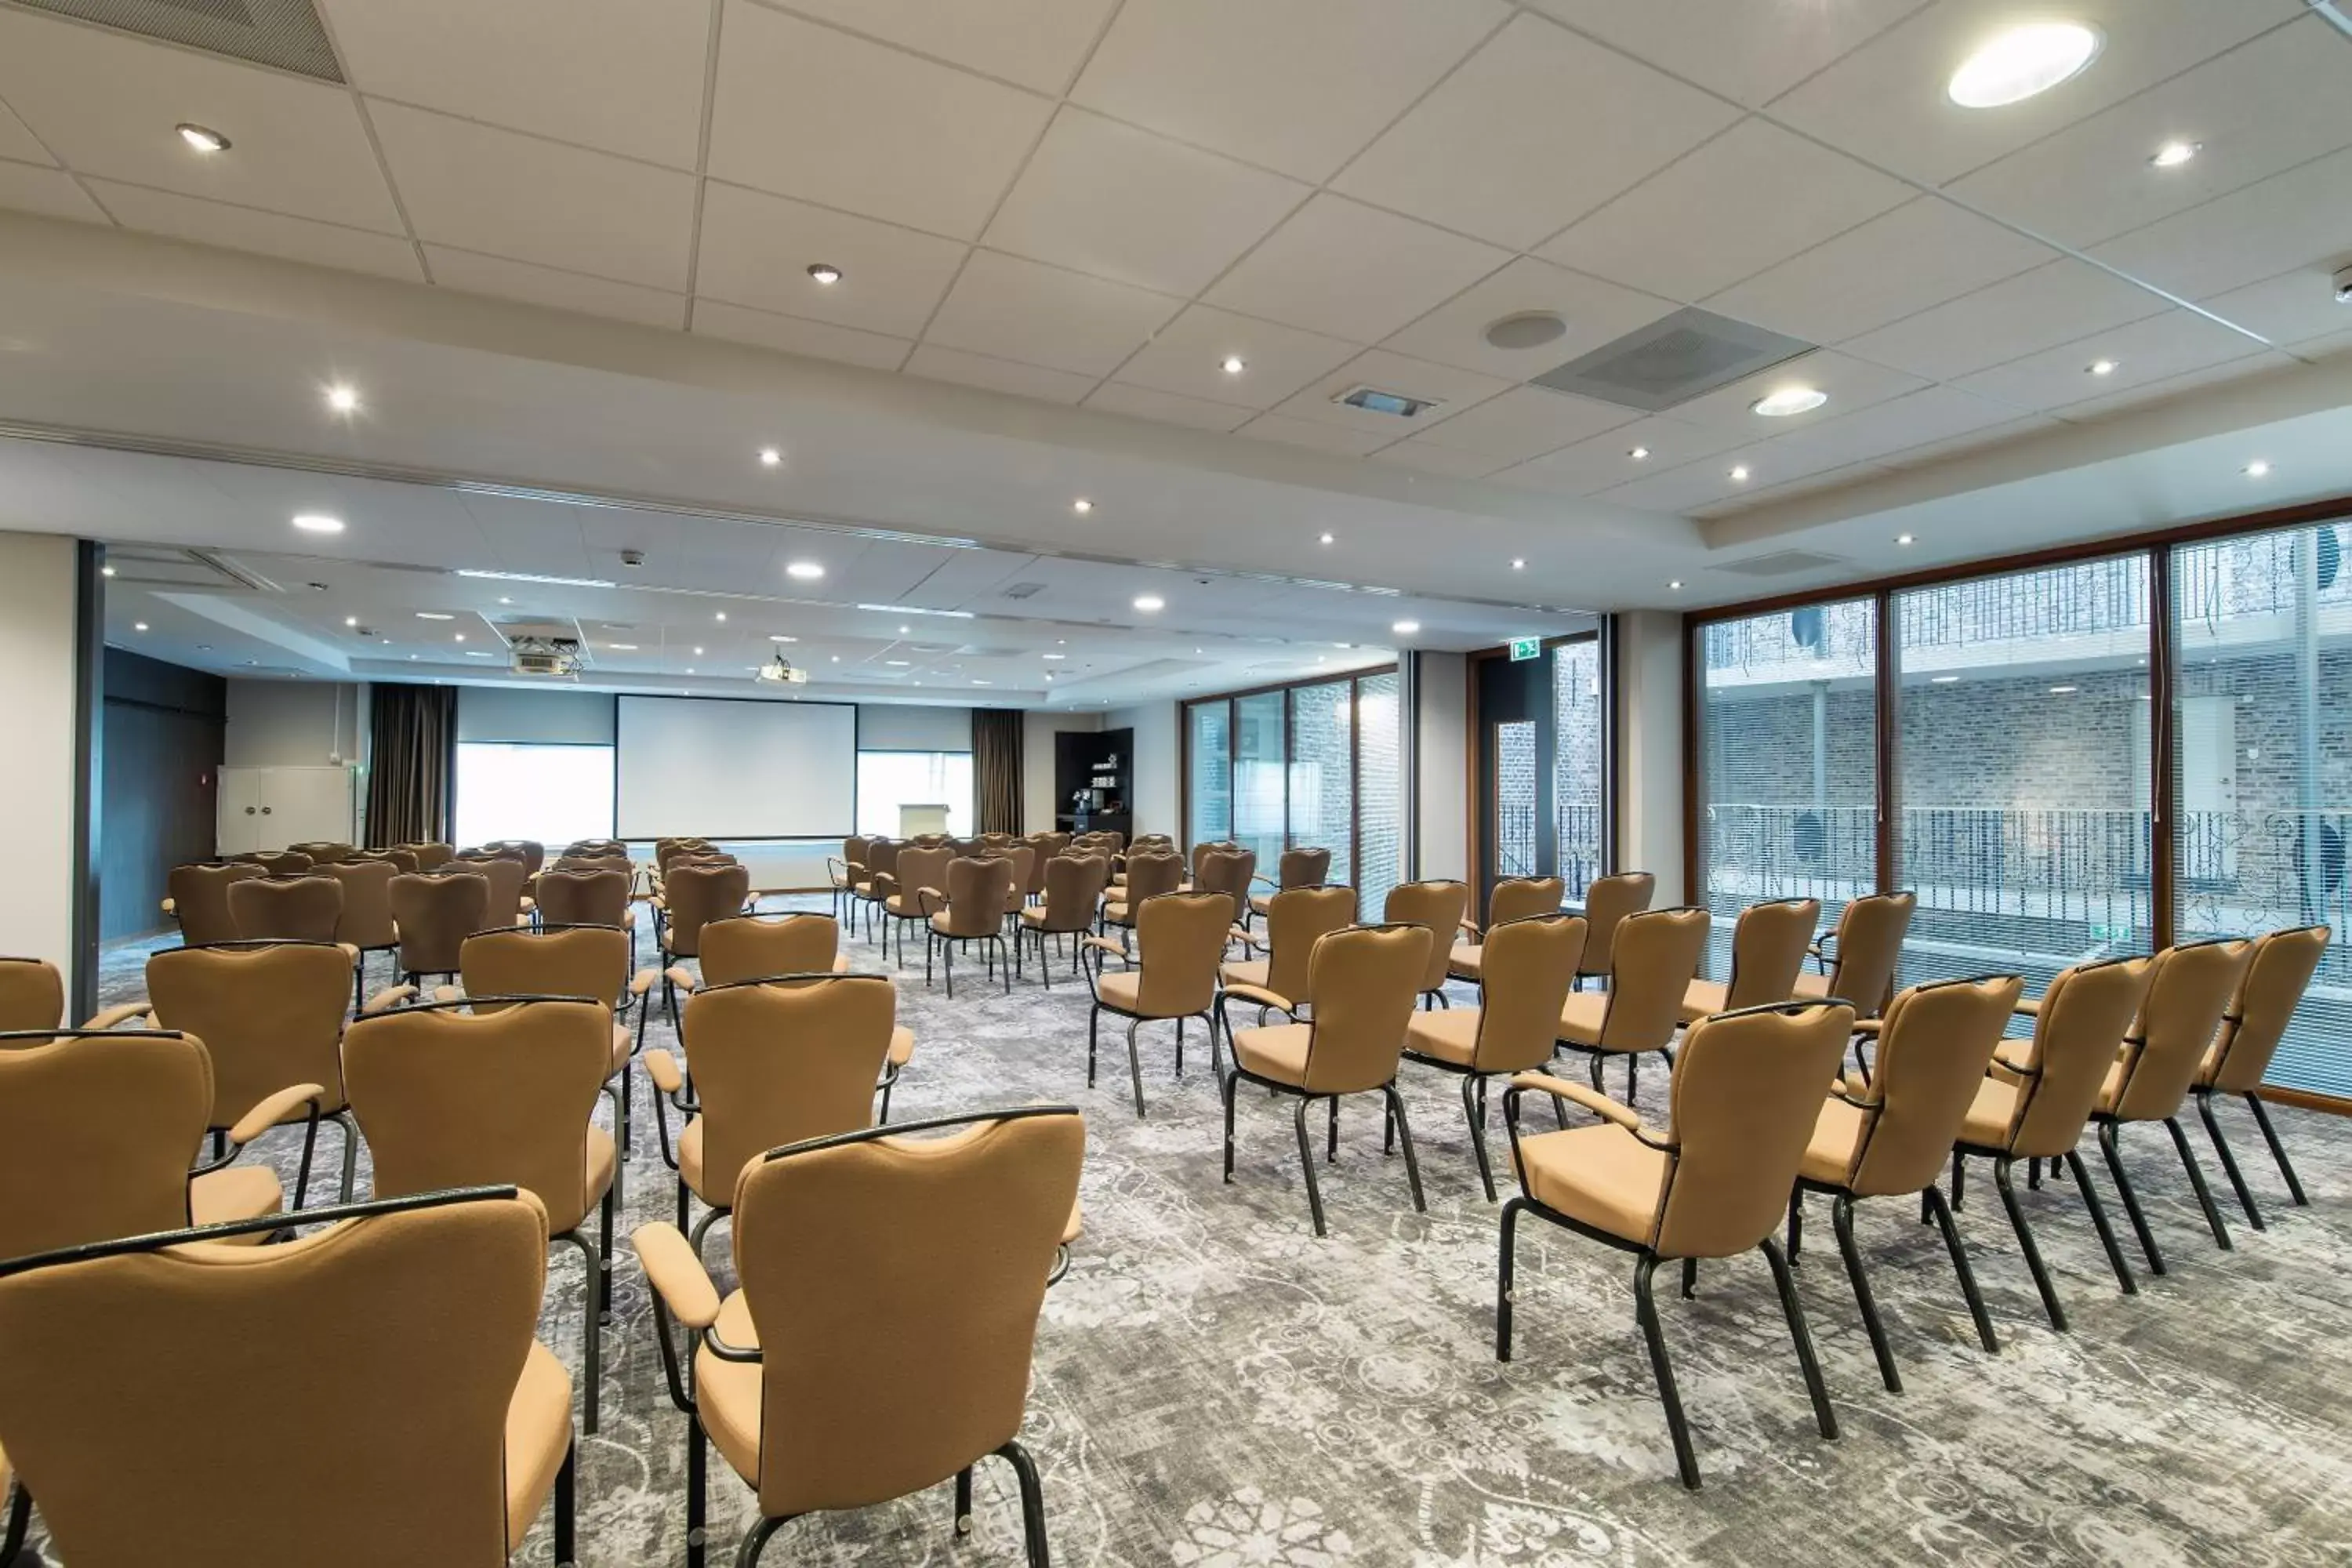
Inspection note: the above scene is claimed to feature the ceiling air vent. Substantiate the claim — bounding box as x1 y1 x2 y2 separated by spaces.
16 0 344 82
1532 307 1815 413
1334 386 1439 419
1000 582 1046 600
1713 550 1849 578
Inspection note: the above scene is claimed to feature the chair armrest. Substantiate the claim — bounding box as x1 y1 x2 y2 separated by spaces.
916 886 948 916
1851 1016 1882 1036
648 894 666 912
645 1048 685 1097
1080 935 1128 960
1458 918 1482 938
519 895 536 913
430 984 463 1004
633 1221 721 1331
1508 1071 1644 1131
161 896 177 916
360 983 413 1015
1830 1071 1882 1109
338 942 361 966
227 1083 327 1147
2013 994 2042 1017
1249 872 1279 890
80 1000 154 1029
629 966 658 996
832 953 850 973
1221 982 1294 1014
1227 924 1270 953
665 964 698 995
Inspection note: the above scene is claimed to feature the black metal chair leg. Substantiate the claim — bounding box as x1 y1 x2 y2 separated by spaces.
2165 1115 2233 1250
335 1109 360 1204
1086 1006 1099 1088
1993 1155 2067 1330
1293 1094 1327 1236
2 1480 30 1568
564 1232 602 1435
1633 1254 1701 1490
2198 1092 2265 1229
1951 1151 1965 1211
1681 1258 1697 1299
555 1438 577 1566
954 1466 974 1537
999 1439 1054 1568
2247 1093 2309 1205
1762 1235 1838 1439
1831 1193 1900 1393
1384 1083 1426 1213
1221 1069 1239 1182
1463 1073 1497 1202
1174 1017 1184 1076
1124 1018 1147 1118
1786 1189 1803 1264
687 1414 708 1568
2062 1149 2137 1296
735 1516 788 1566
1922 1182 1998 1354
1327 1095 1338 1163
2097 1123 2166 1276
1496 1196 1523 1360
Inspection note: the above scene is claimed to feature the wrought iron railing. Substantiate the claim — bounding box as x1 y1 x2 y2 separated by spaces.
1491 802 1605 902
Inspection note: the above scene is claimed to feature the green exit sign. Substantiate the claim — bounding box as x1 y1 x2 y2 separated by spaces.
1508 637 1543 662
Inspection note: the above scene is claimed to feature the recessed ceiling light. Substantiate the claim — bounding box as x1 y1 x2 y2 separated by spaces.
2151 140 2200 169
693 646 705 656
1073 498 1093 514
1751 387 1827 418
407 654 418 661
1391 620 1421 635
1510 557 1526 570
1220 354 1247 376
770 633 797 643
1896 533 1916 546
176 122 229 154
1668 579 1683 590
687 668 695 675
1729 465 1751 481
1133 594 1165 612
343 615 358 627
415 612 454 621
807 263 842 285
100 564 116 578
324 384 359 414
971 678 993 686
453 633 466 643
1947 22 2101 109
498 596 513 604
1931 674 1961 684
897 625 910 635
2245 459 2271 477
2088 358 2119 376
1057 638 1067 644
829 655 840 662
292 514 344 534
712 611 726 622
133 621 148 631
608 643 638 651
786 561 825 579
2047 684 2078 695
1044 672 1054 681
1319 532 1334 545
885 659 911 666
1042 652 1065 660
759 448 782 467
1628 446 1650 460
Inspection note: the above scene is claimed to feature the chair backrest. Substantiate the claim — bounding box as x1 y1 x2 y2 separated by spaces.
2111 938 2254 1121
1842 975 2023 1197
1017 840 1051 898
321 860 398 948
289 840 355 865
2001 956 2156 1158
461 855 529 927
1577 871 1657 977
665 861 752 956
701 914 840 986
1383 880 1469 993
939 856 1016 938
1254 885 1356 1004
994 844 1038 907
168 862 263 946
1721 897 1821 1011
1470 914 1585 1074
146 942 352 1125
1826 891 1916 1016
356 846 420 874
862 838 901 884
1194 847 1257 905
655 837 714 872
888 845 955 907
2205 924 2332 1093
345 999 610 1233
684 975 896 1204
1653 1000 1857 1258
840 834 870 870
0 1028 211 1260
1132 892 1233 1017
1598 906 1711 1051
390 869 492 974
1298 924 1429 1094
1487 875 1564 929
404 840 456 870
1189 839 1238 879
479 840 546 877
533 867 631 928
237 850 314 877
0 955 63 1033
458 925 630 1013
1276 845 1333 891
0 1189 547 1566
1117 851 1184 909
1036 855 1110 932
227 874 344 943
735 1108 1082 1516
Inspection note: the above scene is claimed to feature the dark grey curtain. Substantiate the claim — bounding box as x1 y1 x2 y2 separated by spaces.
365 683 456 847
973 708 1023 833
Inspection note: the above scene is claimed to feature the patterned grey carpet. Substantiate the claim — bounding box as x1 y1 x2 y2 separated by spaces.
55 901 2352 1566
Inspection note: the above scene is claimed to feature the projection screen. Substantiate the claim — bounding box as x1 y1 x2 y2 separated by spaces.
615 695 857 840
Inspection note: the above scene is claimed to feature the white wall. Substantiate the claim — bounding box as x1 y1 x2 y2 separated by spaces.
1103 701 1178 838
0 535 82 987
225 678 361 767
1023 709 1101 832
1617 612 1685 904
1414 651 1468 882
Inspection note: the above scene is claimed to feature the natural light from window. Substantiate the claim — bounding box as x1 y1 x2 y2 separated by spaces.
856 750 973 838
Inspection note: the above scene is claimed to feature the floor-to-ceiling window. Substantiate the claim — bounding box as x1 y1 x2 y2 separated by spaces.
1290 679 1354 898
1187 702 1231 848
1356 671 1401 920
1232 691 1287 870
1552 639 1604 900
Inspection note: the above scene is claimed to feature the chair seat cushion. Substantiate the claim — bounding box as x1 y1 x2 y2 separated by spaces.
187 1163 283 1237
1958 1077 2023 1149
505 1340 575 1552
1555 991 1611 1048
1446 941 1484 982
1019 908 1048 928
1248 892 1274 916
887 895 921 917
1679 978 1730 1025
1513 1123 1667 1247
1095 970 1142 1014
1791 970 1831 1000
1102 902 1131 925
1798 1097 1868 1186
890 1025 915 1069
1404 1007 1483 1067
1232 1022 1312 1085
1220 958 1270 992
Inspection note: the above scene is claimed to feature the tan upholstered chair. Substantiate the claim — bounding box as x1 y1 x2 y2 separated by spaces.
2192 924 2330 1229
163 862 262 947
994 844 1038 923
534 866 633 934
0 1185 577 1566
1018 838 1052 905
1019 852 1112 990
1247 845 1333 924
1082 891 1230 1116
1403 914 1585 1200
227 872 345 944
1555 906 1710 1099
1385 880 1470 1009
1192 848 1258 931
237 849 315 877
1498 1000 1853 1489
0 1026 314 1260
827 835 870 925
851 837 898 943
659 860 753 1024
1679 897 1820 1022
1574 871 1657 989
289 840 355 866
1449 876 1563 984
461 853 535 928
1797 891 1917 1022
1790 975 2021 1391
322 858 401 1010
1221 884 1356 1019
670 915 916 1119
636 1106 1082 1568
404 840 456 870
926 855 1018 998
1219 924 1431 1235
0 955 64 1033
1100 849 1181 938
354 845 420 874
480 839 546 877
345 996 618 1434
644 974 895 1261
390 867 492 985
1950 955 2154 1330
876 844 955 970
2089 938 2255 1270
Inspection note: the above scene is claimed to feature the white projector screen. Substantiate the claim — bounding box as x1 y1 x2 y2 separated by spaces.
615 696 857 840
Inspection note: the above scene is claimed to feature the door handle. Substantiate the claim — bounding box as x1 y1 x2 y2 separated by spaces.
245 806 256 815
261 806 273 815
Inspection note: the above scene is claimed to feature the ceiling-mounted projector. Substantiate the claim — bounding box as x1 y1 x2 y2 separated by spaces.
755 653 810 685
509 635 586 678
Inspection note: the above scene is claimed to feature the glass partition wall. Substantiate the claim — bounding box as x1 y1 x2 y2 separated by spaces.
1690 513 2352 1100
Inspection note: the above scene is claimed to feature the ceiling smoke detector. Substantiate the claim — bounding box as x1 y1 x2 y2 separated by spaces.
1483 311 1568 351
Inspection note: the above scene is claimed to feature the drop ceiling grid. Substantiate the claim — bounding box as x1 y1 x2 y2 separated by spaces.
0 0 2339 514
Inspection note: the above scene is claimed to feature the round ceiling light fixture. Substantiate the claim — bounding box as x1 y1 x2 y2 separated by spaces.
1132 594 1165 612
785 561 825 580
1220 354 1247 375
1947 22 2101 108
292 513 345 534
1483 311 1569 351
176 122 230 153
807 263 842 285
1752 386 1828 418
1391 620 1421 635
2150 140 2200 169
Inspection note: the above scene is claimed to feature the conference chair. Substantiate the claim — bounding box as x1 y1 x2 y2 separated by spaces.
925 855 1018 997
462 853 535 928
1221 884 1356 1019
1082 891 1231 1117
163 861 262 946
564 837 627 858
659 860 754 1025
1402 913 1584 1201
1449 876 1564 984
323 858 401 1010
1018 834 1057 902
481 839 546 877
0 1025 314 1260
993 844 1039 932
1384 880 1470 1009
1555 907 1710 1101
1100 849 1182 941
1679 897 1820 1022
1572 871 1656 990
0 1187 578 1567
671 914 916 1119
1497 1000 1853 1490
636 1106 1082 1568
1219 923 1432 1236
352 845 420 874
642 974 896 1261
2089 938 2256 1272
398 840 456 870
852 837 899 942
0 955 64 1033
534 866 633 936
1247 846 1333 926
1192 848 1258 939
390 867 492 989
1788 975 2021 1392
877 844 955 969
1019 852 1111 990
1951 954 2155 1330
1801 892 1918 1058
656 837 717 873
344 996 618 1434
2191 924 2331 1229
235 849 315 877
827 835 869 925
437 922 655 1153
289 840 355 865
227 872 345 943
1185 838 1236 884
